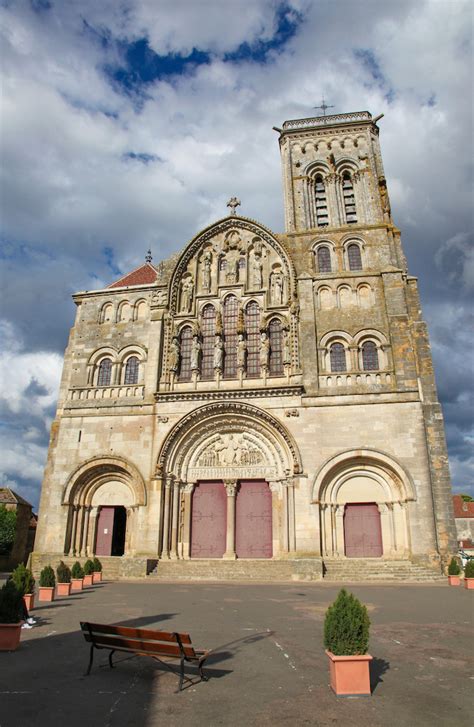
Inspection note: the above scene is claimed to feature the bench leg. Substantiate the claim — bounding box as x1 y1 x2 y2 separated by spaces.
198 661 208 683
85 644 94 676
109 649 116 670
178 655 185 692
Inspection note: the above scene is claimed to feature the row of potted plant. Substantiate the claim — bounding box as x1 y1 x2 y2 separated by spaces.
447 557 474 588
37 558 104 603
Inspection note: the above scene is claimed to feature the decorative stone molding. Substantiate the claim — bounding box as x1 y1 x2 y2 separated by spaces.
62 455 147 507
155 385 303 402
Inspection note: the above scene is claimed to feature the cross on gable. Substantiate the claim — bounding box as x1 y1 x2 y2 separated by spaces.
314 98 335 117
227 197 241 216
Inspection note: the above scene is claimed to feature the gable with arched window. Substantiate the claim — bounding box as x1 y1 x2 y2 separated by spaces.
178 326 193 382
200 305 216 380
223 296 238 379
268 318 284 376
245 301 260 378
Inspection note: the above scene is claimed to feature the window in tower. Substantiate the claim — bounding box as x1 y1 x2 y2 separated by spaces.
347 243 363 271
97 358 112 386
269 319 284 376
223 295 238 379
330 343 347 372
178 327 193 381
342 172 357 224
245 301 261 378
316 245 332 273
124 356 139 385
362 341 379 371
201 304 216 380
315 174 328 227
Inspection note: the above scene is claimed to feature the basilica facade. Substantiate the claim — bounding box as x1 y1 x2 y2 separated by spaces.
34 111 456 579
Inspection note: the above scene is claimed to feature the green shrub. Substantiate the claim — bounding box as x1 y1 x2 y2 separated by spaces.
39 565 56 588
0 580 23 624
448 557 461 576
324 588 370 656
56 561 71 583
464 560 474 578
0 506 16 555
83 559 95 576
11 563 35 595
71 561 84 579
92 557 102 573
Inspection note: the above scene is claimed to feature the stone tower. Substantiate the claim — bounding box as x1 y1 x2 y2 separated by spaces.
33 111 456 580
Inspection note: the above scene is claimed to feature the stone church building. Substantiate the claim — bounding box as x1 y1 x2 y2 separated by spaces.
34 111 456 580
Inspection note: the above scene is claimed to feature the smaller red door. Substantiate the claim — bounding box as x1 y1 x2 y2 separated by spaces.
95 507 114 556
344 503 383 558
191 482 227 558
236 480 272 558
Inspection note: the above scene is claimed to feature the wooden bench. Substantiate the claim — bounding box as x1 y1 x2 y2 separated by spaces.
80 622 210 691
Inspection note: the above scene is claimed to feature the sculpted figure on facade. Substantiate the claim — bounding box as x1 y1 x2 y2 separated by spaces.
151 289 167 307
197 433 263 468
190 335 201 371
236 333 247 370
213 336 224 371
260 331 270 370
379 177 391 220
250 253 263 289
201 251 212 291
180 276 194 313
282 328 291 366
270 268 285 305
169 336 180 372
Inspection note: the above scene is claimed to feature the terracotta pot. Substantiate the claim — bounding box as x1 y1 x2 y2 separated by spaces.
326 650 373 696
71 578 83 591
448 575 460 586
92 571 102 584
464 578 474 590
23 593 34 611
0 622 22 651
57 582 71 597
83 574 94 587
38 586 55 603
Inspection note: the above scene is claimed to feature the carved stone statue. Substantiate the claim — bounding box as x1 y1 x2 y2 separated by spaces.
270 269 284 305
201 251 212 291
237 334 247 370
169 336 180 372
151 290 167 307
260 331 270 369
213 336 224 371
379 178 391 220
224 250 239 284
190 335 201 371
250 254 263 289
282 329 291 365
180 276 194 313
290 293 300 320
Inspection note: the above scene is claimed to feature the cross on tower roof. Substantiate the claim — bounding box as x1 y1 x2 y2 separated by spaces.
227 197 241 216
314 98 335 117
145 249 152 263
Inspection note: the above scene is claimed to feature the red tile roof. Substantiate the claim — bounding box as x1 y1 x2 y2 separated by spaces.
453 494 474 518
108 263 159 288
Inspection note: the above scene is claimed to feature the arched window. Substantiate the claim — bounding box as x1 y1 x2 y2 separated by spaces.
178 327 193 381
269 319 284 376
223 296 238 379
317 246 332 273
97 358 112 386
101 303 113 323
347 243 362 271
124 356 139 385
342 172 357 224
330 343 347 372
245 301 260 378
315 174 328 226
201 305 216 380
362 341 379 371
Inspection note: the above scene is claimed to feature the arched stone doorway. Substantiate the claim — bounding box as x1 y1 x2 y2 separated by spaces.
62 456 146 557
156 402 302 560
313 450 415 559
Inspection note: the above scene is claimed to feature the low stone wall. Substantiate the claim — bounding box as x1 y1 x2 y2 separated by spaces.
30 553 150 580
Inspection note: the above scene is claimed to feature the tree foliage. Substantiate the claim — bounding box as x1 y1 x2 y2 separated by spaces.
0 506 17 555
324 588 370 656
0 580 23 624
39 565 56 588
56 561 71 583
11 563 35 595
464 560 474 578
71 561 84 579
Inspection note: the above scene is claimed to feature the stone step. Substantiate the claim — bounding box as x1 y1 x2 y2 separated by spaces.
322 558 443 581
148 558 323 582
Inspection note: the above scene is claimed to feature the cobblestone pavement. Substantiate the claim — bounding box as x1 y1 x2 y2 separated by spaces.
0 579 473 727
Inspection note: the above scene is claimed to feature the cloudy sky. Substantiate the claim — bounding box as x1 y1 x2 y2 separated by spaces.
1 0 472 508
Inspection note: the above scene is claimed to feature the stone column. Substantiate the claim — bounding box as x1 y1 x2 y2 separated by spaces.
223 480 238 560
352 171 367 224
269 482 281 558
83 506 91 556
87 506 99 555
287 479 296 553
320 503 328 557
170 483 180 559
161 480 172 559
181 484 195 560
68 505 79 555
334 505 345 557
76 506 86 556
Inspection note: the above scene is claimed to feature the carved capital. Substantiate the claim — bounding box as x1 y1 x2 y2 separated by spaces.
224 480 239 497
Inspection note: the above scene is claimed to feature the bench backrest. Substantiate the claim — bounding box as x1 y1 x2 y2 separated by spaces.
80 622 197 659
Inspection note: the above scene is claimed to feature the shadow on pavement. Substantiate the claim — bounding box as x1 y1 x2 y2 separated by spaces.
370 656 390 693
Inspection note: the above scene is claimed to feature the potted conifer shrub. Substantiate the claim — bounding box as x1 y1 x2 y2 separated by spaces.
464 560 474 589
11 563 35 611
38 565 56 602
447 557 461 586
56 561 72 596
0 580 23 651
71 561 84 591
324 588 372 696
83 559 95 587
92 557 103 583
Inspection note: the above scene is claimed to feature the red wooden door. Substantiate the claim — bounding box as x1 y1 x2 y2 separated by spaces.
344 503 383 557
95 506 114 556
191 481 227 558
236 480 272 558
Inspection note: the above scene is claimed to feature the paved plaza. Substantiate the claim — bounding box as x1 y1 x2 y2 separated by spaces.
0 579 473 727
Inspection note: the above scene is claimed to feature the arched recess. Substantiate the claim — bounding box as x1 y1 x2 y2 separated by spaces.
312 449 415 559
156 402 302 560
62 456 147 557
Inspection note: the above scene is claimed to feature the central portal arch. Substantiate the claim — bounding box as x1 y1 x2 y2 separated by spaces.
157 402 302 560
